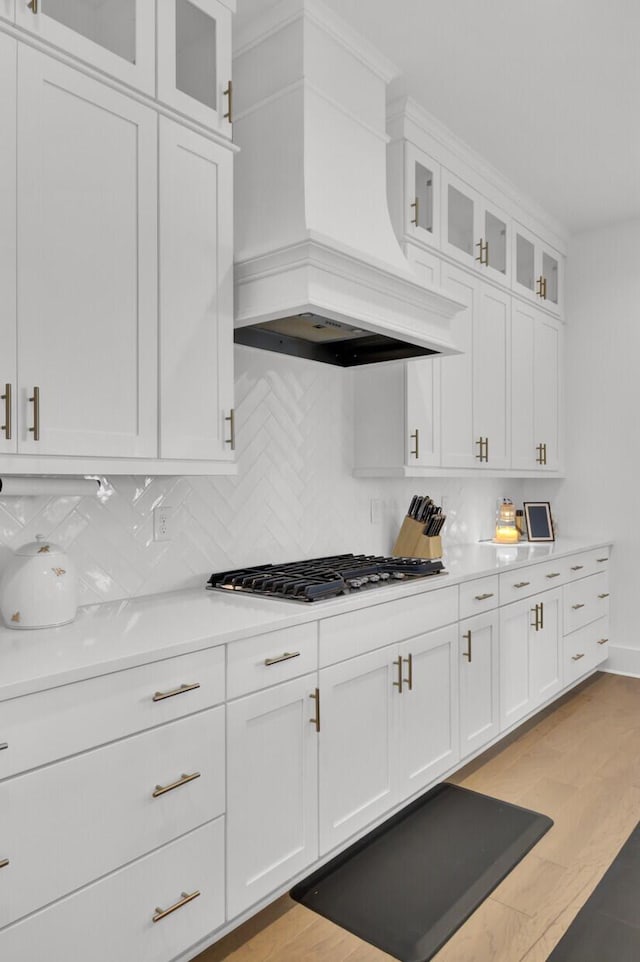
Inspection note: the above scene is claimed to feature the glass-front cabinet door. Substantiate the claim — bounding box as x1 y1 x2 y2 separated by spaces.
14 0 155 94
405 143 440 248
512 222 563 317
157 0 233 135
441 169 510 286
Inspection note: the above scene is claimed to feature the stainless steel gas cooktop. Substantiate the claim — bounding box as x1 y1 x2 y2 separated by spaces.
206 553 445 603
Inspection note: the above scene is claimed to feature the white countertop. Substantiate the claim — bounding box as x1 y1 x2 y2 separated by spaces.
0 538 612 702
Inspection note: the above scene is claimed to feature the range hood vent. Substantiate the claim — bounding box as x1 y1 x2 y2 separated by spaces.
232 0 463 365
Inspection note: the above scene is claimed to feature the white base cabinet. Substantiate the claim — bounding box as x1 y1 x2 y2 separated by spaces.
459 611 500 756
0 32 16 457
226 674 319 919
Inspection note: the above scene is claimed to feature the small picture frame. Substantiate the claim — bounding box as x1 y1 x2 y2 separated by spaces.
523 502 555 542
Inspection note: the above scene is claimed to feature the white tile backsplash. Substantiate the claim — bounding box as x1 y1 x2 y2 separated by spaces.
0 346 525 605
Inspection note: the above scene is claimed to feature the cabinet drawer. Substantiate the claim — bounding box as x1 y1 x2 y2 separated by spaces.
0 708 224 928
319 586 458 667
565 547 610 581
459 576 499 620
499 566 546 603
563 617 610 685
0 817 225 962
0 646 224 780
227 622 318 699
563 573 610 635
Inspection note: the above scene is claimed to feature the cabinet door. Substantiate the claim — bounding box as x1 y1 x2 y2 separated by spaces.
440 263 475 468
319 647 398 855
17 48 158 458
397 625 459 798
459 612 500 757
0 33 16 456
474 281 510 468
226 675 318 919
512 223 538 303
480 199 511 287
405 359 440 467
157 0 233 135
405 143 440 248
539 242 563 317
511 303 560 471
500 597 535 730
441 169 479 268
531 590 562 704
159 119 234 461
14 0 155 94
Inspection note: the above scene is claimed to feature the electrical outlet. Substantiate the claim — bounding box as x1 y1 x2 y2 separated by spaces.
153 505 173 542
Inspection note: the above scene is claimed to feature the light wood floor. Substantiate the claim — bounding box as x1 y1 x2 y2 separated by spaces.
196 672 640 962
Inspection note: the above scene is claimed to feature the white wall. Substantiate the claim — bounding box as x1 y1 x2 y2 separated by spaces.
0 346 523 608
525 217 640 674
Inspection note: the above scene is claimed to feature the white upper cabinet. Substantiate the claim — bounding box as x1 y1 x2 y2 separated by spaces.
14 0 155 94
511 301 561 471
17 46 158 458
404 143 441 249
157 0 234 135
159 118 234 462
0 33 16 457
512 222 563 316
441 169 511 287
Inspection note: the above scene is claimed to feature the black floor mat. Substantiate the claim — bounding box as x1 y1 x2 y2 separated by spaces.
290 782 553 962
547 821 640 961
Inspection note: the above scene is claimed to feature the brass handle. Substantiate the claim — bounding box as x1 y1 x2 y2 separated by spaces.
0 742 7 751
225 409 235 450
153 682 200 702
483 239 489 265
598 593 610 599
475 239 489 266
597 638 608 645
1 384 11 440
542 276 548 299
536 442 545 465
410 197 419 226
29 386 40 441
514 581 530 589
539 602 544 630
572 603 585 610
153 890 200 923
542 443 547 465
309 688 320 732
596 557 608 563
571 565 584 571
264 651 300 666
462 630 472 662
403 653 413 690
410 429 419 459
531 604 539 630
27 0 38 11
474 592 494 600
475 437 488 462
571 653 585 662
223 80 233 122
392 656 403 694
153 771 201 799
536 275 544 298
0 858 9 869
545 572 561 579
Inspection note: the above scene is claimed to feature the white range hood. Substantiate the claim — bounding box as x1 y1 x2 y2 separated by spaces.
232 0 463 366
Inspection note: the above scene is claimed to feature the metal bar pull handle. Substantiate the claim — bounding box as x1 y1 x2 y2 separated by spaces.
545 572 561 579
403 653 413 690
225 409 235 450
596 557 608 563
597 638 609 646
153 772 201 799
571 653 585 662
309 688 320 732
153 890 200 923
571 565 584 571
0 858 9 870
410 429 419 459
29 386 40 441
531 604 540 631
1 384 11 440
264 651 300 666
462 630 472 662
474 592 494 601
392 656 403 694
0 742 7 751
153 682 200 702
539 601 544 630
410 197 419 226
223 80 233 122
536 275 544 298
598 593 610 599
572 603 585 610
27 0 38 12
514 581 531 589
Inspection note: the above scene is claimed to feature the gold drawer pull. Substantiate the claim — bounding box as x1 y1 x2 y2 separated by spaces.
29 386 40 441
597 638 609 645
514 581 530 589
403 653 413 690
571 653 585 661
1 383 11 440
0 858 9 869
153 772 201 798
225 409 235 449
152 683 200 702
309 688 320 732
0 742 7 751
27 0 38 12
392 656 403 693
462 630 472 662
223 80 233 122
474 592 494 601
598 593 610 599
410 428 420 459
264 651 300 666
572 603 585 610
596 557 608 563
571 565 584 571
545 572 561 579
153 889 200 923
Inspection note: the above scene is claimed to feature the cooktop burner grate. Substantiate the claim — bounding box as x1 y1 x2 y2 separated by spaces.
207 553 445 602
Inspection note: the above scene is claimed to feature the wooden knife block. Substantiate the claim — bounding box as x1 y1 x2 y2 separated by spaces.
392 516 443 560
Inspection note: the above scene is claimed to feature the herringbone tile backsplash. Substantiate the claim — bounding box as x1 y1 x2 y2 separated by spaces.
0 347 525 606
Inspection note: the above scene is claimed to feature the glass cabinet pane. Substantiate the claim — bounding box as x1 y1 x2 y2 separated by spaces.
448 185 474 256
176 0 217 110
485 211 507 274
542 252 559 304
414 162 434 234
516 233 535 291
43 0 136 63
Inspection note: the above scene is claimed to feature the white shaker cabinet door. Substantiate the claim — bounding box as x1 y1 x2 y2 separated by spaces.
17 47 158 458
159 118 234 461
14 0 155 95
226 675 319 920
511 302 560 471
474 281 511 468
440 263 475 468
459 611 500 758
0 33 16 456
